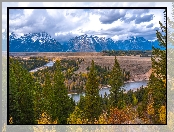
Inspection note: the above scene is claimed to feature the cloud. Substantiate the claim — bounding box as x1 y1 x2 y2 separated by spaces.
135 14 154 24
99 9 127 24
121 9 150 23
107 26 125 32
128 26 159 40
146 23 154 28
98 9 154 25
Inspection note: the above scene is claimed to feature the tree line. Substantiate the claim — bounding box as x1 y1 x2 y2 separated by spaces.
102 50 152 57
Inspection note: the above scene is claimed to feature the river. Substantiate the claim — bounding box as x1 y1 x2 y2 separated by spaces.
68 80 148 103
29 61 55 72
30 61 148 103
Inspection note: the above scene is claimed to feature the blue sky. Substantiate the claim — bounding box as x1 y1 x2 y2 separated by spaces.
2 2 172 42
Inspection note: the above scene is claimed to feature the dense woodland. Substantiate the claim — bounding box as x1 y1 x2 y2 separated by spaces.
9 20 166 124
102 50 152 57
12 56 49 71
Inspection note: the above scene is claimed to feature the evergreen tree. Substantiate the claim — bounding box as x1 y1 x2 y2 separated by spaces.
9 57 36 124
147 10 166 123
109 56 124 108
78 95 86 110
132 93 138 106
84 60 102 122
42 72 53 121
33 80 44 123
51 60 75 124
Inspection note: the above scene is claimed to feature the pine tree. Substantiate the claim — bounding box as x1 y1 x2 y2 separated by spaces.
41 72 53 122
33 79 44 123
147 10 166 123
78 95 86 110
9 57 36 124
109 56 124 108
51 60 75 124
132 93 138 106
84 60 102 122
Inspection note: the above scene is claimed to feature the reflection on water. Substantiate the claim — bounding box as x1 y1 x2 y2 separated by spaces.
44 61 54 67
69 80 148 103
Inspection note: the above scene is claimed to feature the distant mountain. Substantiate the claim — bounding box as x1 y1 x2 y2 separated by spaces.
8 32 163 52
9 32 63 52
65 35 162 51
114 36 159 51
66 34 108 52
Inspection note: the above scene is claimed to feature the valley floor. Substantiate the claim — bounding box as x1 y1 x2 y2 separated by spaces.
9 52 152 81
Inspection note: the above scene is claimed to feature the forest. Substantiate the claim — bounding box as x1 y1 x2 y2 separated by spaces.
8 21 166 125
102 50 152 57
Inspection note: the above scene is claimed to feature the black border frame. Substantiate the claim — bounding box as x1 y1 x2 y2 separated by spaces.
7 6 167 125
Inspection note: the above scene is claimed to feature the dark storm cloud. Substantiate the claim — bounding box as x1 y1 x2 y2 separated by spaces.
146 23 154 28
135 14 154 24
96 9 150 24
136 31 157 40
123 15 137 23
128 26 159 40
100 9 150 24
107 26 125 32
115 9 150 24
99 9 126 24
128 26 142 33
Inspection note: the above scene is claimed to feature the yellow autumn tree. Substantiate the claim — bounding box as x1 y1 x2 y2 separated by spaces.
147 89 155 123
158 105 166 124
67 106 87 124
37 112 58 124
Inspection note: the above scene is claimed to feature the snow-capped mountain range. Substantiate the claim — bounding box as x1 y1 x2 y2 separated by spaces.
7 32 163 52
9 32 64 52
